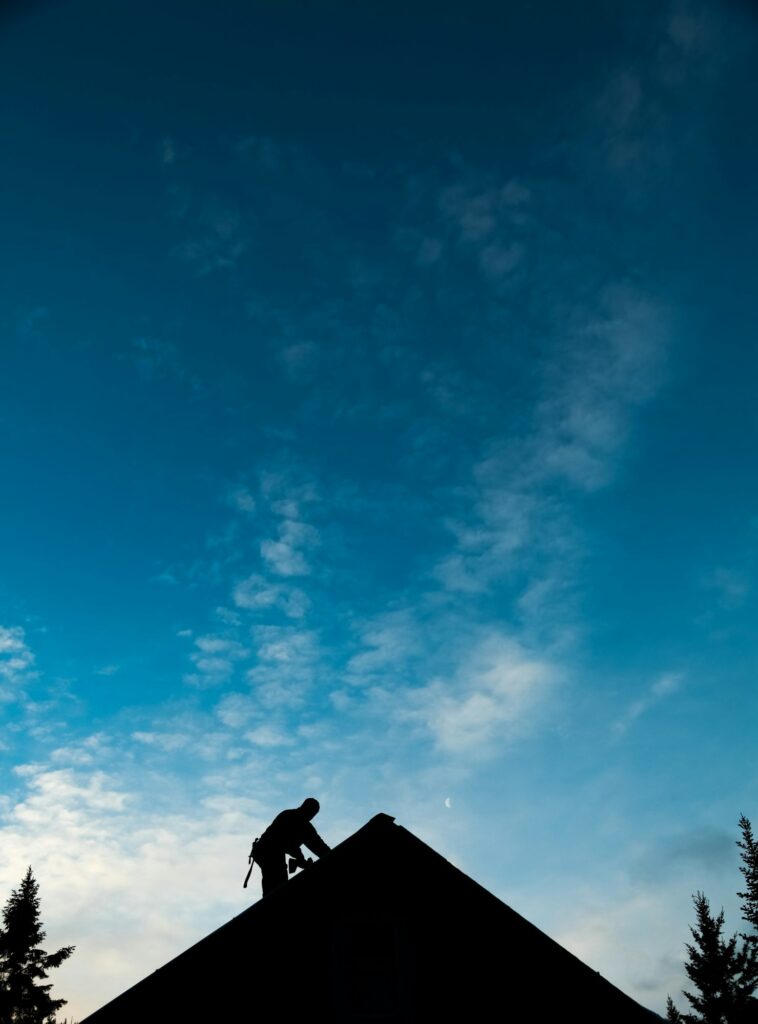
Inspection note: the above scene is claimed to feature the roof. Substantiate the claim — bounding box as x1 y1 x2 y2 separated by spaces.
81 812 663 1023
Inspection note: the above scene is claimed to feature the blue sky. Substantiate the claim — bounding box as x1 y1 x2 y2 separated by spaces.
1 0 757 1017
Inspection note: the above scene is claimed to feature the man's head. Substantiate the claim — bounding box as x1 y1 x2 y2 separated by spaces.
300 797 320 819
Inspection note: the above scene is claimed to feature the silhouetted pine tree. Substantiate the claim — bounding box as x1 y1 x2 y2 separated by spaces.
738 816 758 940
0 867 74 1023
667 994 685 1022
668 891 758 1024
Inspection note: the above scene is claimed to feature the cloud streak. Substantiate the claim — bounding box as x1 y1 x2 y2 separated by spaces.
0 626 37 701
614 672 684 736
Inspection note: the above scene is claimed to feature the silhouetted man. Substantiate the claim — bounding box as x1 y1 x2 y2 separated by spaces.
252 798 330 895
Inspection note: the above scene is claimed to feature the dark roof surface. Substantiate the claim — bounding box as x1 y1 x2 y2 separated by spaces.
82 812 663 1023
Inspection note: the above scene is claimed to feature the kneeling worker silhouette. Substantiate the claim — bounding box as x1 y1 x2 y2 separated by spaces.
245 798 330 895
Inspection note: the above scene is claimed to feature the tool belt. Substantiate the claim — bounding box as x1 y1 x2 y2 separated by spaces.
243 837 260 888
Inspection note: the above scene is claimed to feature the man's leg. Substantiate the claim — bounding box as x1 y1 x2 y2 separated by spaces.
259 853 288 895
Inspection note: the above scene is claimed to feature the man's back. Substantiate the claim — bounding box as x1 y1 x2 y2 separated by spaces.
260 807 328 857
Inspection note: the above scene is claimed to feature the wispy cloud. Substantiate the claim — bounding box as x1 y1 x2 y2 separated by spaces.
184 633 250 687
260 518 318 577
533 284 668 490
401 633 558 756
0 625 37 701
581 0 735 190
345 609 422 686
215 692 258 729
172 465 327 712
666 0 723 60
131 730 190 752
227 487 256 514
95 665 119 677
614 671 684 736
438 179 529 258
244 724 295 747
227 468 321 604
426 280 668 609
246 626 320 708
232 574 310 619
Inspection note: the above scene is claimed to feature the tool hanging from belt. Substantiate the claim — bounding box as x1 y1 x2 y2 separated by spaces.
243 837 260 888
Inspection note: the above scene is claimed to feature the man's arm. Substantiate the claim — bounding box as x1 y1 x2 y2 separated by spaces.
301 820 330 859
